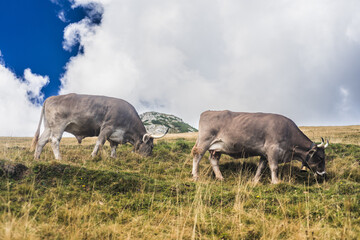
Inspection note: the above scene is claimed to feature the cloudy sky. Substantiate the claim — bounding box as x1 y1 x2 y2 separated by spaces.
0 0 359 136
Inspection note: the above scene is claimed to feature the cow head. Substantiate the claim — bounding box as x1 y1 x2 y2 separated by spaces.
136 128 169 156
137 134 154 156
306 138 329 176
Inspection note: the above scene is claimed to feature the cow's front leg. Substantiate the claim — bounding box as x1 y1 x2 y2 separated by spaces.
254 157 267 184
209 151 223 180
91 128 112 157
266 149 281 184
268 160 280 184
109 140 118 158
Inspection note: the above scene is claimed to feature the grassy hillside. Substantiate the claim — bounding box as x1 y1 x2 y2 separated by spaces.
0 126 359 239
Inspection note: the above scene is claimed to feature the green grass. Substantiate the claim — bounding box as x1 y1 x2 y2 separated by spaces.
0 137 359 239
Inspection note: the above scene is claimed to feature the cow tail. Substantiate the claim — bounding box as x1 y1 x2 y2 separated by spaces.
30 104 45 151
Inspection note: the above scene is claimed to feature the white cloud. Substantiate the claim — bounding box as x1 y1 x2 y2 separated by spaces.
59 0 360 127
0 64 48 136
63 18 95 51
23 68 49 103
58 10 67 22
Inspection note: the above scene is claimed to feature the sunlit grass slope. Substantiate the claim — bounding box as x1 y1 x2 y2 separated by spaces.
0 125 359 239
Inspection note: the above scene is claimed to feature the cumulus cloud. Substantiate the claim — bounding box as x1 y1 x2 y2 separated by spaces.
62 1 103 51
60 0 360 127
23 68 50 104
63 18 98 51
0 63 49 136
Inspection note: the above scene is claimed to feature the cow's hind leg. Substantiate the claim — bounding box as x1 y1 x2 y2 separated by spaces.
34 128 51 159
209 151 223 180
191 143 207 180
91 127 113 157
254 157 267 184
50 130 64 160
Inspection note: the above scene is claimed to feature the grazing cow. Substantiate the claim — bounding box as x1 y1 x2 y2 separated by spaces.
191 110 328 184
31 93 167 160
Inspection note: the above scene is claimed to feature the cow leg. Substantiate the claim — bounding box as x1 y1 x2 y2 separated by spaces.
34 128 51 159
50 137 61 160
91 128 113 157
267 153 280 184
192 154 204 180
191 138 216 180
209 151 223 180
191 143 208 180
254 157 267 184
50 131 64 160
109 140 118 158
269 164 279 184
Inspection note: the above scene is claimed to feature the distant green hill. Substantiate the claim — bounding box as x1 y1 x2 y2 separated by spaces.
140 111 197 133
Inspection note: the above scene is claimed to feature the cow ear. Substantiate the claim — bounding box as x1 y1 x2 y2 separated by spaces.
142 133 151 143
309 148 317 154
308 143 317 154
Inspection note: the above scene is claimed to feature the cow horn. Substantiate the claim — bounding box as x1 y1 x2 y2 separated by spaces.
324 139 329 148
150 128 169 139
317 138 325 148
142 133 151 142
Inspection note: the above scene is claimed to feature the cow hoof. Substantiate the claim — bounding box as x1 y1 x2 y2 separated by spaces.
192 176 199 181
216 177 224 181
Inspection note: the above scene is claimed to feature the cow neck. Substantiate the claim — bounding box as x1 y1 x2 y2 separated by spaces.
292 141 315 165
129 134 140 146
134 129 147 145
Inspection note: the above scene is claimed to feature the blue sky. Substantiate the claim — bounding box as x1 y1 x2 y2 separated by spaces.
0 0 360 136
0 0 87 98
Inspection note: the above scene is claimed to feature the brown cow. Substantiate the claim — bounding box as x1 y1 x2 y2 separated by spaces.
31 93 167 160
192 110 328 184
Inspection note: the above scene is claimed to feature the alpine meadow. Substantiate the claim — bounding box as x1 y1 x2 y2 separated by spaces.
0 125 359 239
2 1 360 239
